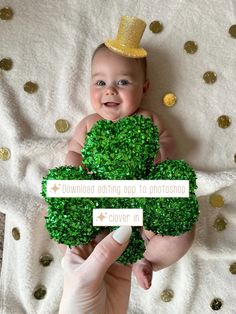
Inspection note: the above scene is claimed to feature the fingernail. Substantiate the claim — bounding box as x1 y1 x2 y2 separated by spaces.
112 226 132 244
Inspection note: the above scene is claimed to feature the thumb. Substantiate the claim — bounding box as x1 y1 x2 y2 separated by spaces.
85 226 132 279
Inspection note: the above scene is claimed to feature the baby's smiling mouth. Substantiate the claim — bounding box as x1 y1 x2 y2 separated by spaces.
103 102 120 107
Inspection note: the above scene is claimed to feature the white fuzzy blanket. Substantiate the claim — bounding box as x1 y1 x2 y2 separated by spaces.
0 1 236 313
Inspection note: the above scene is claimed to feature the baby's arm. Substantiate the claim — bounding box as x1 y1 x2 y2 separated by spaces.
133 111 195 289
65 117 88 167
149 114 195 267
57 117 88 256
151 112 177 163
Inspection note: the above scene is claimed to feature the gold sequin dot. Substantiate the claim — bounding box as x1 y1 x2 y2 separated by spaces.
160 289 174 302
213 217 227 231
184 41 198 54
162 93 177 107
203 71 217 84
209 194 225 208
0 58 13 71
12 227 20 240
210 298 223 311
149 20 163 33
55 119 70 133
229 262 236 274
217 115 231 128
0 7 13 20
33 285 47 300
24 81 38 94
229 25 236 38
0 147 11 161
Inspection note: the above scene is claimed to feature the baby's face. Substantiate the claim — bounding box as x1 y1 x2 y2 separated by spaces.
90 48 149 122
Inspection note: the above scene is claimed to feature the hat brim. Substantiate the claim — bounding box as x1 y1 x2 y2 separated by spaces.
104 39 147 58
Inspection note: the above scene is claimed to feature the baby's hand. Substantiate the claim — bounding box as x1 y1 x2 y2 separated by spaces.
132 257 153 290
141 226 196 272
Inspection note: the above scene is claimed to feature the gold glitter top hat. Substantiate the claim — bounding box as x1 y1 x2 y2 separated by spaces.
104 16 147 58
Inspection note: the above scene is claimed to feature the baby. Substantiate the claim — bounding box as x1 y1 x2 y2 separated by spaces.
63 43 196 290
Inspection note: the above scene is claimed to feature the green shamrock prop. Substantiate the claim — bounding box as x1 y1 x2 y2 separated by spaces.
41 115 199 264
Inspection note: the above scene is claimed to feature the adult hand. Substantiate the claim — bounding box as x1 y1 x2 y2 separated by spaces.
59 226 132 314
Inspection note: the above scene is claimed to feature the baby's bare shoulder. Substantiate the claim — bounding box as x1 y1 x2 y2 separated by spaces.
135 108 155 120
135 108 164 130
73 114 101 131
86 113 104 132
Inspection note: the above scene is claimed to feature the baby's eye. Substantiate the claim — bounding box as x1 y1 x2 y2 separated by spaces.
96 80 106 86
117 79 129 86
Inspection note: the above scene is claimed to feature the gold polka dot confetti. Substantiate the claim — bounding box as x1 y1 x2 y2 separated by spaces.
160 289 174 302
55 119 70 133
149 20 163 33
213 216 227 231
12 227 20 240
210 298 223 311
229 24 236 38
33 285 47 300
0 58 13 71
203 71 217 84
39 253 54 267
209 194 225 208
0 7 13 20
162 93 177 107
0 147 11 161
24 81 38 94
217 115 231 128
184 41 198 54
229 262 236 275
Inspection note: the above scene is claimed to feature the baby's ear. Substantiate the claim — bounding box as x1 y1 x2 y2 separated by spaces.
143 80 150 94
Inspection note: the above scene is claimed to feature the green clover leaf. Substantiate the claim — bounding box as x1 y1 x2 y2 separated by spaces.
41 115 199 264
